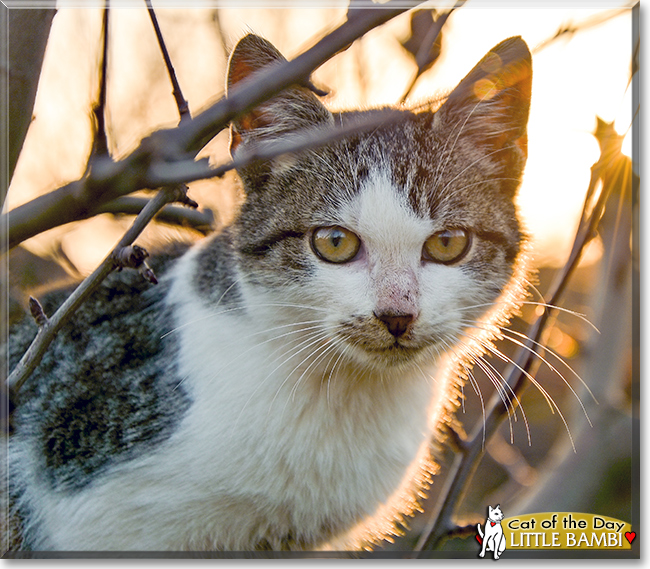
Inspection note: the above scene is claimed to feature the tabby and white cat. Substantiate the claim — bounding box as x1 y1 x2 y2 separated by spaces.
7 33 532 551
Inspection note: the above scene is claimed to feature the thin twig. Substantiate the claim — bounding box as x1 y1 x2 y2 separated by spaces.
533 8 629 53
7 185 184 395
162 0 424 156
92 2 110 157
399 1 466 103
144 0 191 121
414 120 625 552
96 195 215 234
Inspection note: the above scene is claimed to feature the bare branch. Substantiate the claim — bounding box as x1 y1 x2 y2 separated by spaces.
148 108 407 187
163 0 425 156
533 8 629 53
144 0 191 122
91 4 110 158
3 1 422 250
399 1 466 103
28 297 48 328
4 108 405 250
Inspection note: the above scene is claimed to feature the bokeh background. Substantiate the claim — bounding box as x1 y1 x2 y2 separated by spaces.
4 0 638 554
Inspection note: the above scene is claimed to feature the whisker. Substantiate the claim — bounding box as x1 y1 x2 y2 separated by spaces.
268 331 335 419
451 300 599 333
161 301 332 339
478 340 578 453
325 338 356 408
213 322 330 377
501 328 597 408
460 317 596 422
461 342 521 443
228 327 337 439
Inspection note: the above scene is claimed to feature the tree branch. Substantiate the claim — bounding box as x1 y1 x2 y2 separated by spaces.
532 8 629 54
3 1 422 250
3 8 56 205
95 196 215 234
92 3 110 157
4 107 405 249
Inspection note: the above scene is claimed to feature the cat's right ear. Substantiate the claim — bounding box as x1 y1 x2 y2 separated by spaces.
226 34 332 156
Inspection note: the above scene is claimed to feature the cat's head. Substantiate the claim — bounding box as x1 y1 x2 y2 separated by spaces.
488 504 504 521
224 33 531 370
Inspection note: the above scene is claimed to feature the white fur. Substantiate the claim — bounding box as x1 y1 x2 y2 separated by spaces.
22 169 492 550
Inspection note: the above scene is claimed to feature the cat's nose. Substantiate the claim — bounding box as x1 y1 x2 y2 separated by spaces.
374 312 415 338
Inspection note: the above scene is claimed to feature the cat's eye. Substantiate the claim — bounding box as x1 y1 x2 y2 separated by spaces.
311 226 361 264
423 228 471 264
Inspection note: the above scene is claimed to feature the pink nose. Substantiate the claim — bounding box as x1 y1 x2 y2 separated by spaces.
374 312 415 338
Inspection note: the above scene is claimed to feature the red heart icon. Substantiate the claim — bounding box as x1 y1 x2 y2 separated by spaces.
476 535 483 545
625 531 636 544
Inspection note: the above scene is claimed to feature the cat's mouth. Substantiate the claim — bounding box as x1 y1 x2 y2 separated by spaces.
336 317 430 364
348 337 427 366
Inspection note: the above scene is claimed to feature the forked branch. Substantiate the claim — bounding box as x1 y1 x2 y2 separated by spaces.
3 0 424 250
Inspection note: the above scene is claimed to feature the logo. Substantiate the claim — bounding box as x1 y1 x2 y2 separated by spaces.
476 504 506 560
476 509 635 557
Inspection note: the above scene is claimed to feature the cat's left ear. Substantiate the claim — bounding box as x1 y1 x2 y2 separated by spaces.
436 37 532 160
226 34 332 156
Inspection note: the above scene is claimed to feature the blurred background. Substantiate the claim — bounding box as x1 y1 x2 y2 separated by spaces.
4 0 638 554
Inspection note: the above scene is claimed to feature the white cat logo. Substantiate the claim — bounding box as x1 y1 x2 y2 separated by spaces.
477 504 507 560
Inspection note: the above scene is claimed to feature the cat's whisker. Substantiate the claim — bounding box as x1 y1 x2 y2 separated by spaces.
459 317 596 422
230 319 330 346
324 338 356 408
268 331 338 419
499 327 597 408
451 299 599 333
477 354 528 444
289 336 342 402
439 336 491 448
161 301 333 339
212 321 331 378
448 332 529 443
214 274 247 308
281 336 348 421
463 343 521 442
413 361 438 386
227 328 335 441
473 338 578 452
463 364 487 447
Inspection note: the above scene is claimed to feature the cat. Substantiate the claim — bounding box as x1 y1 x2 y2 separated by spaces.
6 33 532 551
477 504 507 560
